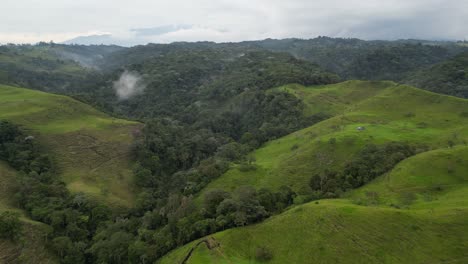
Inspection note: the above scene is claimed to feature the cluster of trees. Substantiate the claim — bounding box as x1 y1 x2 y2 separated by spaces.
406 51 468 98
0 211 21 240
310 142 419 198
88 185 295 263
251 37 467 82
0 44 101 94
199 90 330 142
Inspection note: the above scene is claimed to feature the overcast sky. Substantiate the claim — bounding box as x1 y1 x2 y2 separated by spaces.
1 0 468 45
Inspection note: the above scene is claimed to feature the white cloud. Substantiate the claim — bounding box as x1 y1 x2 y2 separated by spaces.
0 31 110 44
113 71 146 100
1 0 467 44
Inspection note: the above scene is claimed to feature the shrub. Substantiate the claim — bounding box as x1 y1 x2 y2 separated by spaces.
255 246 273 262
0 211 22 240
238 163 257 172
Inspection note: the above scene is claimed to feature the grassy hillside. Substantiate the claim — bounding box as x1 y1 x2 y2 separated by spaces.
0 162 57 263
160 200 468 264
159 81 468 263
160 147 468 264
199 81 468 197
0 84 140 206
349 146 468 209
271 80 395 117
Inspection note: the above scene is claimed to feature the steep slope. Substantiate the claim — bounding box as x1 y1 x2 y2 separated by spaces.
0 84 140 206
199 81 468 197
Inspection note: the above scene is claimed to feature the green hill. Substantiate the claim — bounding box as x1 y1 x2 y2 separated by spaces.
160 199 468 264
199 81 468 197
160 145 468 264
0 84 140 206
160 81 468 263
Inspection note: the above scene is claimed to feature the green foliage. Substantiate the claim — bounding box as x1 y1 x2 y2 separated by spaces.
89 48 339 124
255 246 273 262
0 43 103 94
0 211 22 240
406 51 468 98
252 37 466 81
341 142 417 189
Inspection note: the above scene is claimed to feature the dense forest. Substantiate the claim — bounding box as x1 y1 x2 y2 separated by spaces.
1 38 467 101
405 51 468 98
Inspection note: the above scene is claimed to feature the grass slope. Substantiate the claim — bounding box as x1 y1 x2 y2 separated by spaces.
160 81 468 263
161 201 468 264
349 146 468 210
160 146 468 264
0 84 140 206
199 81 468 197
271 80 396 117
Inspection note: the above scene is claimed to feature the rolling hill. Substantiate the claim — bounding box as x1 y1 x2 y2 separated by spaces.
160 81 468 263
198 81 468 197
0 84 140 207
1 40 468 263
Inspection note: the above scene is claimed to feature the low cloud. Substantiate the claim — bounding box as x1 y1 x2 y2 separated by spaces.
113 70 146 100
131 25 193 36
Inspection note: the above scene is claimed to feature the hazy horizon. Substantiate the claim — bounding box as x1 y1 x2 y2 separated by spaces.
2 0 468 46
